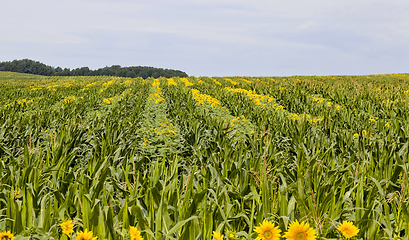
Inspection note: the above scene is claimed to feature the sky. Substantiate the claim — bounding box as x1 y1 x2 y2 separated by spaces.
1 0 408 77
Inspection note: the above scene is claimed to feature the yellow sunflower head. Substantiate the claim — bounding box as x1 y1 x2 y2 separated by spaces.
0 231 15 240
338 221 359 239
129 226 144 240
75 229 97 240
60 220 74 237
254 220 281 240
227 231 236 240
212 231 224 240
283 220 316 240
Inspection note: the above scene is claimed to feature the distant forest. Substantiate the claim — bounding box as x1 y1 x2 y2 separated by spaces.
0 59 188 79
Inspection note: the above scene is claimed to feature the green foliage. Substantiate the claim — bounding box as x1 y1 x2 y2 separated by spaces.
0 59 188 79
0 72 408 239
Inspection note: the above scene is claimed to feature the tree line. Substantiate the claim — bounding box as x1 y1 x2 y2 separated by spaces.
0 59 188 78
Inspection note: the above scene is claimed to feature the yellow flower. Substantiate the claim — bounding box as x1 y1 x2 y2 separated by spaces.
103 99 111 104
254 220 281 240
14 190 20 199
283 220 316 240
338 221 359 239
75 229 97 240
212 231 224 240
129 226 143 240
0 231 15 240
227 231 236 239
60 220 74 237
353 133 359 139
362 130 367 135
385 123 390 127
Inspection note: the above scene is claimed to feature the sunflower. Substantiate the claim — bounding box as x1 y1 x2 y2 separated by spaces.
60 220 74 237
338 221 359 239
75 229 97 240
212 231 224 240
227 231 236 240
13 190 20 199
254 220 281 240
283 220 316 240
129 226 144 240
0 231 15 240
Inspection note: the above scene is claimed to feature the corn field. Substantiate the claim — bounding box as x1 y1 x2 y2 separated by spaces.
0 71 408 240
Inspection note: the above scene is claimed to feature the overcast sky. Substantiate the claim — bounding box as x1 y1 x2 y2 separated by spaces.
1 0 408 76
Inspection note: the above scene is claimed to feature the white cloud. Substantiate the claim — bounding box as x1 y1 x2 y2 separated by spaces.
1 0 409 75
